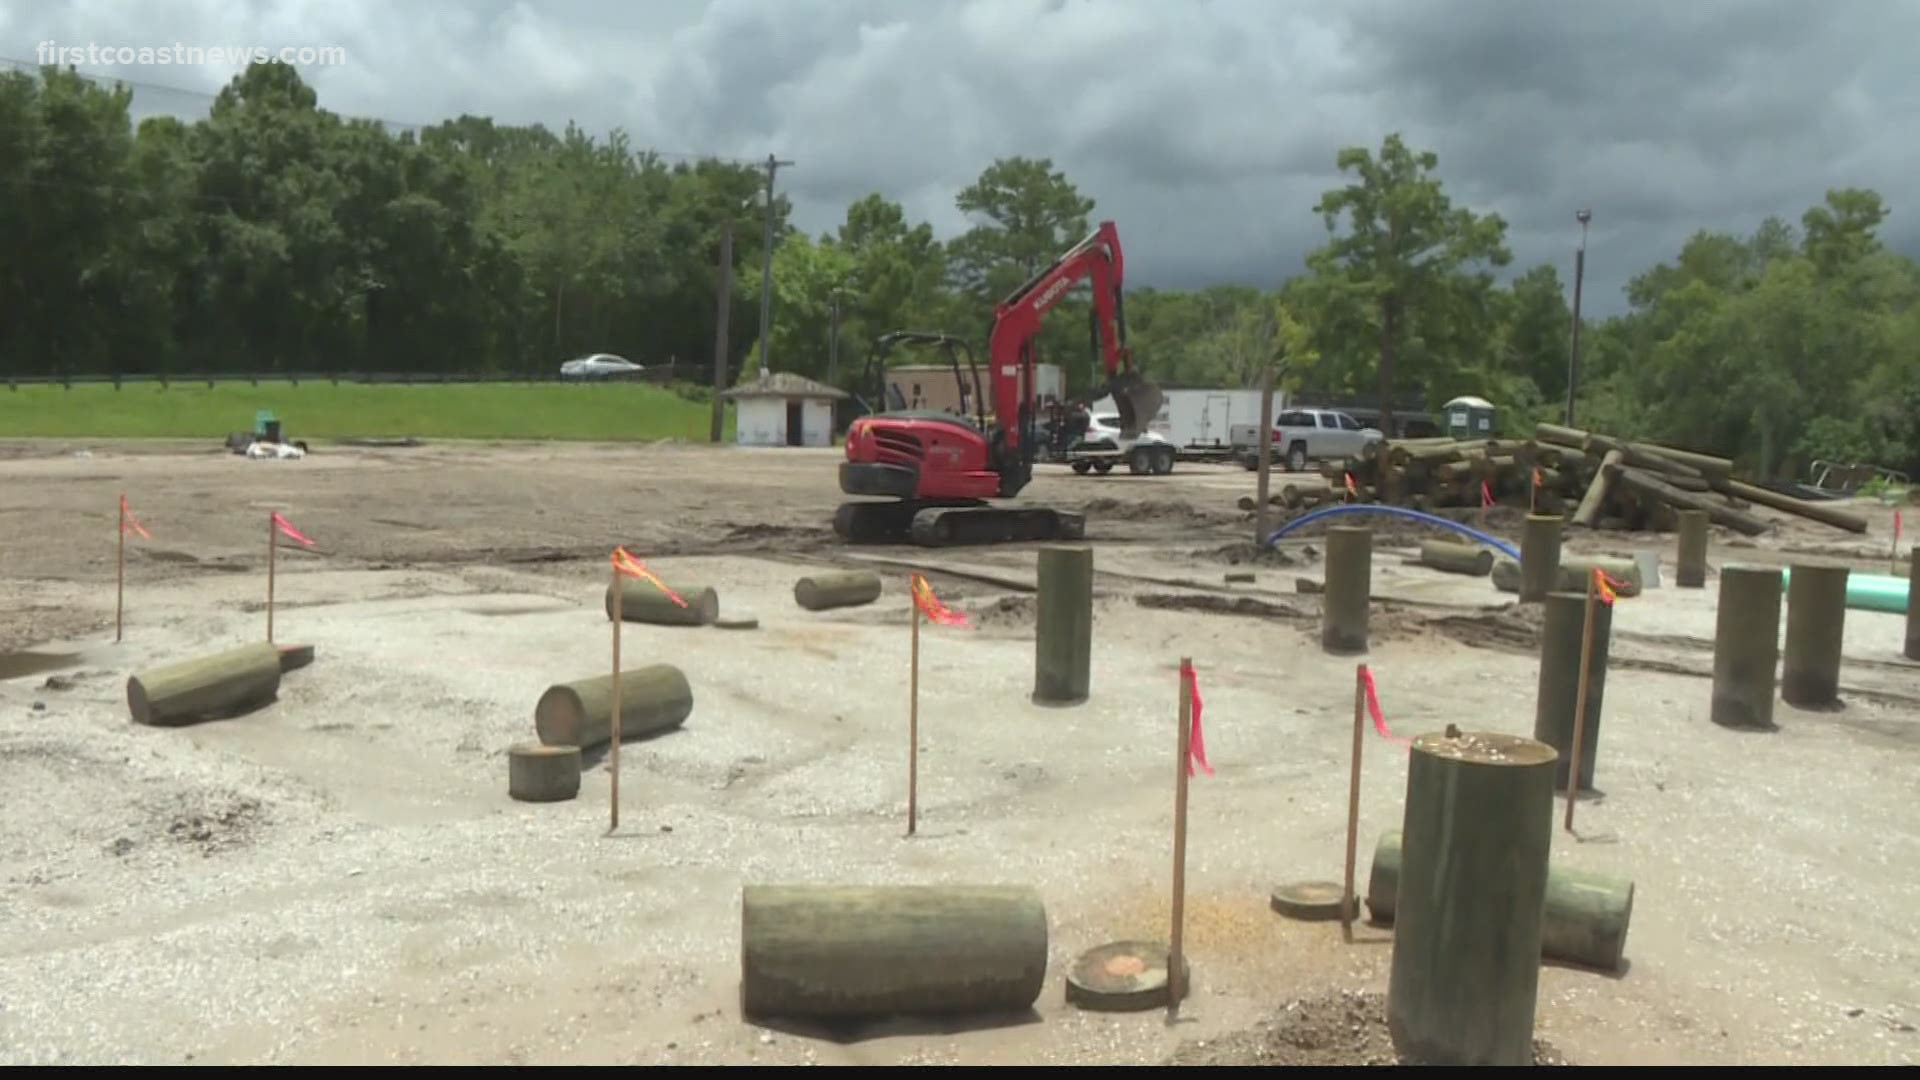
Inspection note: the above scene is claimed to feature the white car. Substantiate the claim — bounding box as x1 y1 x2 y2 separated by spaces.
1068 412 1178 475
560 353 643 380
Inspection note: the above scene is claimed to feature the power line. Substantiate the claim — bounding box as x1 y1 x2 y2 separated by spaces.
0 55 757 166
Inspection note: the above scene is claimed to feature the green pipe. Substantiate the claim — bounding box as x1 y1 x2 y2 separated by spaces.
1776 567 1910 616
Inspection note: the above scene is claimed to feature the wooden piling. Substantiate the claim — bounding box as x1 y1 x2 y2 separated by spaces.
1386 729 1557 1066
1519 514 1562 603
1782 562 1849 707
1533 590 1611 792
1675 509 1710 588
1322 526 1371 655
1033 545 1094 705
1711 565 1783 730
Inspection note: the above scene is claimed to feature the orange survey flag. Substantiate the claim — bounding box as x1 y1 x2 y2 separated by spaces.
1183 660 1213 778
910 573 968 627
272 511 315 547
612 546 687 608
120 495 151 539
1592 565 1624 606
1344 472 1358 499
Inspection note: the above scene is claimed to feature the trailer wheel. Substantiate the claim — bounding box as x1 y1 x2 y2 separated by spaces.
1153 447 1175 475
1128 448 1151 475
1071 460 1092 475
1094 460 1113 474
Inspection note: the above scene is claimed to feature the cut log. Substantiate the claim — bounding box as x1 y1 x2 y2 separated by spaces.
508 742 581 802
1418 539 1494 576
1065 940 1189 1012
127 642 283 727
1491 556 1643 598
1709 477 1869 534
1533 422 1589 450
605 578 719 626
276 643 316 672
793 570 883 611
739 884 1048 1020
534 664 693 750
1611 467 1768 537
1387 729 1558 1066
1907 550 1919 662
1642 443 1733 478
1033 545 1094 705
1782 562 1849 706
1365 830 1633 972
1572 450 1625 527
1534 591 1612 791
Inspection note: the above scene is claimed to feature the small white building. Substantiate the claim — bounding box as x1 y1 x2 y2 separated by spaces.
721 371 849 448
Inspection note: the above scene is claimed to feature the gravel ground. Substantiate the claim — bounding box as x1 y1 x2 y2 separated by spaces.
0 438 1915 1066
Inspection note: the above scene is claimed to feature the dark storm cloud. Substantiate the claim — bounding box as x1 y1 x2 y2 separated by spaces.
5 0 1916 315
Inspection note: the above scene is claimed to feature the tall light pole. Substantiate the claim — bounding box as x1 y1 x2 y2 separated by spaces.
1564 208 1591 427
757 153 794 381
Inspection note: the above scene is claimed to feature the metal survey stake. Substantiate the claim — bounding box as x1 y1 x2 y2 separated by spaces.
1343 664 1365 939
266 512 276 643
908 592 920 837
610 562 623 834
116 494 127 642
1564 573 1598 832
1168 657 1192 1023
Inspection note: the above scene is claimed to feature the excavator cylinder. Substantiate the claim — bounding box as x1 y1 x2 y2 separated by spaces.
1107 372 1164 440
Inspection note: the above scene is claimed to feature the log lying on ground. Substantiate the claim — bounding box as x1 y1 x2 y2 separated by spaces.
1572 450 1625 527
1366 830 1633 972
1612 467 1769 536
1709 477 1869 534
534 664 693 750
1418 539 1494 576
793 570 884 611
1491 555 1644 597
127 642 283 726
276 643 316 672
605 578 719 626
739 884 1048 1020
508 743 581 802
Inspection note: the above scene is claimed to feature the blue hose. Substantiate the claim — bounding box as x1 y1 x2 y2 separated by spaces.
1262 504 1521 561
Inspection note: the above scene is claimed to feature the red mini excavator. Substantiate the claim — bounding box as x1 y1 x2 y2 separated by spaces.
832 221 1163 546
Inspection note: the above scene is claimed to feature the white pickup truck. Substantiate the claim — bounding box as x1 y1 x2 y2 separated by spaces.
1241 407 1383 472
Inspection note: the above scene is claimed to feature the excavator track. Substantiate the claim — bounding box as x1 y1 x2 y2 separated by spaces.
833 499 1086 547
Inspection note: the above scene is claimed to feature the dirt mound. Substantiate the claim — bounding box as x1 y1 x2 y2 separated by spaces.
972 595 1036 627
1199 542 1297 567
157 790 268 856
1414 607 1545 655
1167 989 1570 1066
1135 593 1307 621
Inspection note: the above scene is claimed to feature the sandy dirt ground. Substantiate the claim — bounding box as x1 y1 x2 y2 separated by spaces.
1 436 1915 1066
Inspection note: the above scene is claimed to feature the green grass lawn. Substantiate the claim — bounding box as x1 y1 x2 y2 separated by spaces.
0 381 734 442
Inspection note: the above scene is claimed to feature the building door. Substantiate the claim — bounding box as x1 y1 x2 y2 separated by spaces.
786 401 804 446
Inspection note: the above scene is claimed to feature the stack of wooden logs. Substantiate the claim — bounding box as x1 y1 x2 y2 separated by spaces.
1299 422 1867 536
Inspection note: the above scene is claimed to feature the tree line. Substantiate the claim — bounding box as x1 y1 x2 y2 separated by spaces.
3 61 1915 479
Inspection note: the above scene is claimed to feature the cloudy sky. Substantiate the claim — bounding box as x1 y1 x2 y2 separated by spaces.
4 0 1917 316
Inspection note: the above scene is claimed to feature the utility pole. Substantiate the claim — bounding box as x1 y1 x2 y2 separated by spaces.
1564 208 1591 428
757 153 794 381
827 288 842 385
710 222 733 443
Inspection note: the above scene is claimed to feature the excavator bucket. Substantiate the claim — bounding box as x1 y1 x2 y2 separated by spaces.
1107 371 1165 440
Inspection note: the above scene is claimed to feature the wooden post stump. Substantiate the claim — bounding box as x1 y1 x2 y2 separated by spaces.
739 884 1048 1020
1387 728 1557 1066
1033 545 1094 705
1366 830 1633 972
1712 565 1783 729
1675 510 1710 588
1782 562 1849 707
1519 514 1562 603
794 570 883 611
508 743 582 802
535 664 693 750
127 642 284 726
1533 590 1611 792
1322 526 1371 654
